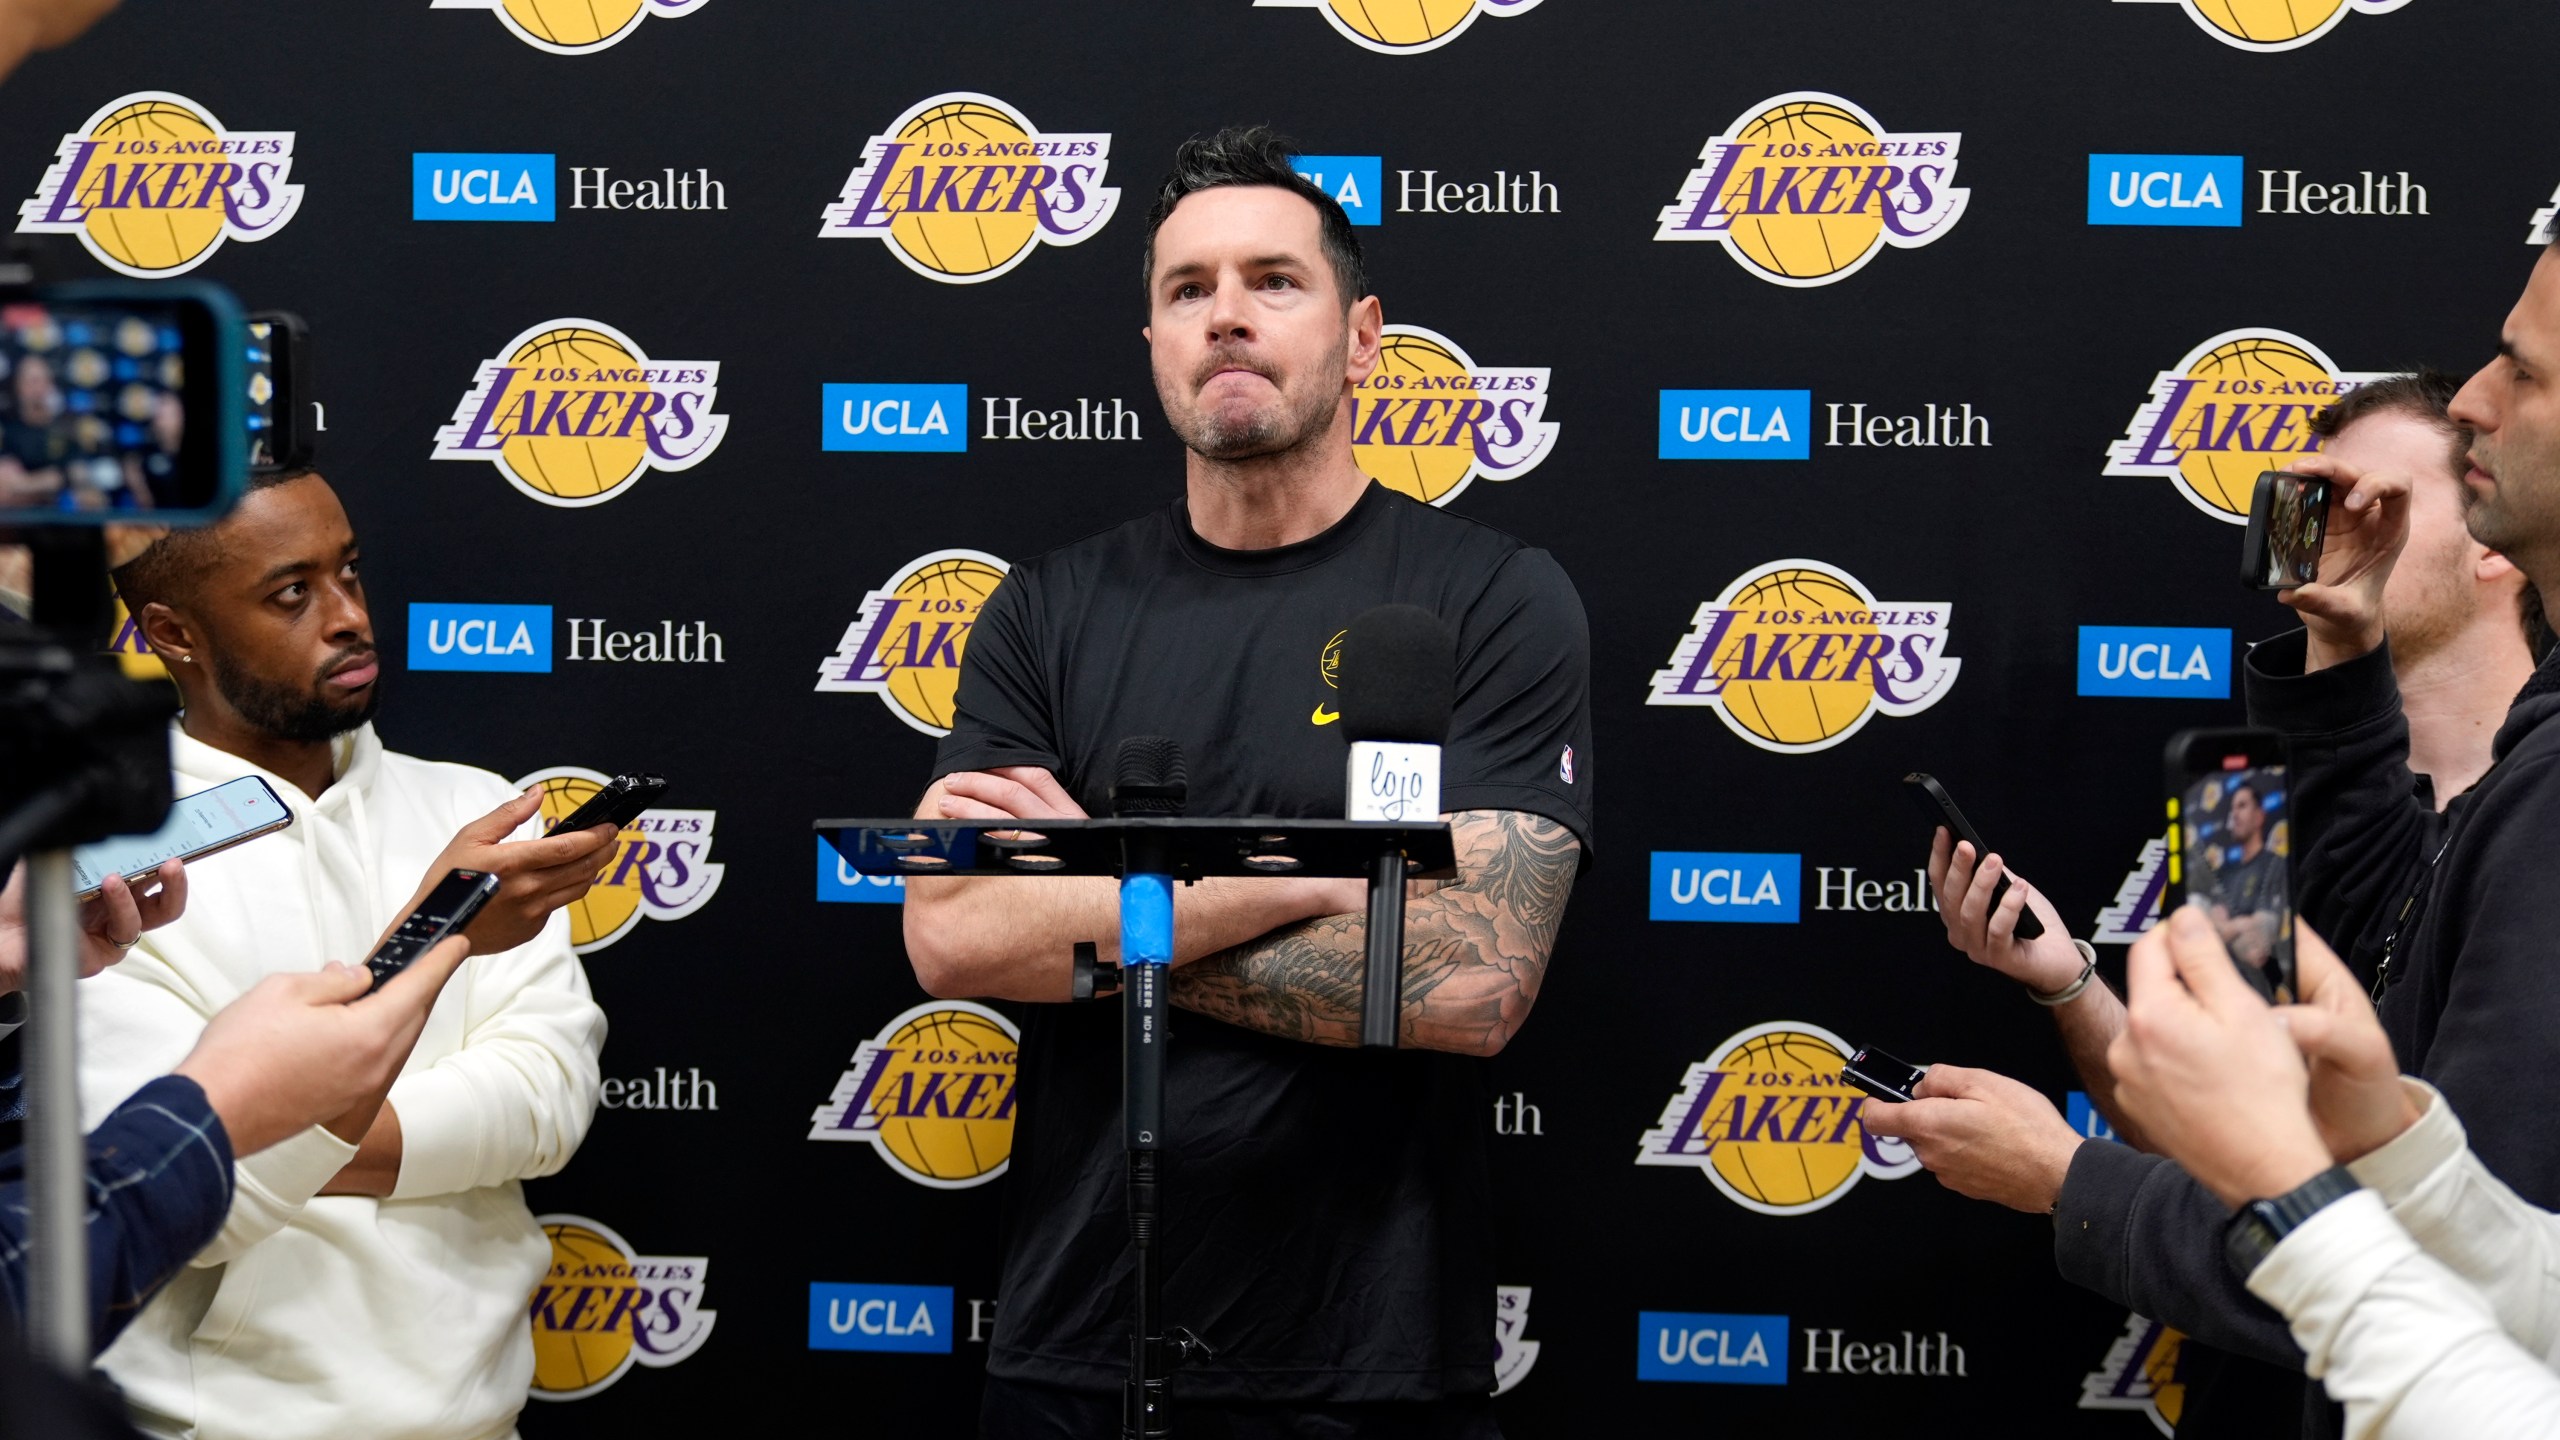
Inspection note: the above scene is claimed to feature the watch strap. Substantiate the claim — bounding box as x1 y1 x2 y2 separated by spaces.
2223 1164 2362 1280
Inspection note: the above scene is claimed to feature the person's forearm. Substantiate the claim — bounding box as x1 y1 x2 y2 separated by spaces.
2051 978 2156 1151
317 1103 400 1198
903 874 1331 1002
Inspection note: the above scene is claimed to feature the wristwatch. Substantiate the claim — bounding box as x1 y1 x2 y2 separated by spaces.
2223 1165 2362 1280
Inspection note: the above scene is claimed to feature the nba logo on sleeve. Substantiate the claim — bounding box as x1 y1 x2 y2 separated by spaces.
18 93 301 278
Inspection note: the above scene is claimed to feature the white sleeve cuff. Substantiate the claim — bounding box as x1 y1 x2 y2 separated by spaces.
2346 1079 2461 1203
193 1123 360 1268
385 1063 485 1201
2245 1189 2409 1362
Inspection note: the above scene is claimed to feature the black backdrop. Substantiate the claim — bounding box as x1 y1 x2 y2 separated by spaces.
10 0 2559 1432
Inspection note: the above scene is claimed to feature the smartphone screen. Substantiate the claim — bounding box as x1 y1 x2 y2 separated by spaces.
1842 1047 1928 1104
2245 471 2330 590
2176 762 2294 999
72 776 290 895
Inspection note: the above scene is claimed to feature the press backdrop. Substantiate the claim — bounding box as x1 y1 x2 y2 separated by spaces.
8 0 2557 1433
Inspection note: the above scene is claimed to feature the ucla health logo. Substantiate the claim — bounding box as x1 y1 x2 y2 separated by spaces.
2077 626 2230 698
431 0 709 54
1638 1021 1920 1215
433 319 726 507
820 93 1116 284
1352 325 1556 506
824 384 967 453
517 767 722 953
413 153 554 221
409 602 551 672
2107 328 2384 523
1639 1311 1789 1385
2088 155 2242 227
1255 0 1542 53
808 1283 953 1354
528 1214 714 1401
18 93 300 278
1659 391 1810 459
2117 0 2410 53
1647 561 1958 754
1656 93 1965 288
818 838 908 904
1293 155 1383 226
815 549 1009 736
808 1001 1020 1189
1651 852 1801 924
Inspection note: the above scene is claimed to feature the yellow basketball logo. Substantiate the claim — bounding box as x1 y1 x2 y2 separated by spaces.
821 93 1117 284
2107 328 2387 523
815 549 1010 737
2116 0 2411 53
514 767 723 954
808 1001 1020 1190
2079 1311 2188 1434
527 1214 715 1401
107 596 167 681
1253 0 1545 54
1353 326 1557 506
1647 560 1959 754
434 318 728 508
1636 1021 1920 1215
1656 92 1966 288
430 0 710 55
17 92 301 279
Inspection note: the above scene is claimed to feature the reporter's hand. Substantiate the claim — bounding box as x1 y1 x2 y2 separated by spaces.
170 933 472 1159
2107 904 2334 1207
0 857 187 993
2280 453 2412 670
1928 831 2081 992
2281 923 2419 1164
414 787 615 956
1858 1063 2083 1213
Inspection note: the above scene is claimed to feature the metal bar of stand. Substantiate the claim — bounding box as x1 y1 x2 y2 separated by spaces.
1120 871 1172 1439
25 849 87 1369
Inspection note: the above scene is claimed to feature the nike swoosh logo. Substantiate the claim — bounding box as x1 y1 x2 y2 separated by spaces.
1311 704 1340 726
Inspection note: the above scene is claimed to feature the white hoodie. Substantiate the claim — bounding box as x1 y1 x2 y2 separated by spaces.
77 723 607 1440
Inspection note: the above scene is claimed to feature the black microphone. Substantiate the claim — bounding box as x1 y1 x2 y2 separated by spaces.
1111 736 1189 817
1336 606 1457 1048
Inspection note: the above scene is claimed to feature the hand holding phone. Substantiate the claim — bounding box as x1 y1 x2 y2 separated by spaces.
1903 774 2044 940
544 773 666 837
2260 454 2413 666
73 775 294 899
1841 1046 1929 1104
2242 470 2330 590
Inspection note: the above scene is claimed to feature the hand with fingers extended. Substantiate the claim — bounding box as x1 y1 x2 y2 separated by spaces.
2107 904 2337 1207
1859 1063 2085 1214
2278 452 2413 668
1927 829 2083 994
0 856 189 994
409 787 617 957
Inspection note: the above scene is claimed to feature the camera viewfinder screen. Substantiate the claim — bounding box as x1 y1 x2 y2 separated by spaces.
2179 763 2294 998
0 300 193 514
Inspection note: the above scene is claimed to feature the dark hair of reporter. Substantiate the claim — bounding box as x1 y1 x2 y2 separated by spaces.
1139 124 1367 306
108 466 315 616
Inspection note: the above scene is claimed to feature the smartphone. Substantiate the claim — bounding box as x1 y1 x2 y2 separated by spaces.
2164 728 2295 1002
1841 1046 1928 1104
72 776 293 899
245 310 312 474
365 868 500 993
2243 470 2331 590
1901 773 2045 940
543 774 666 837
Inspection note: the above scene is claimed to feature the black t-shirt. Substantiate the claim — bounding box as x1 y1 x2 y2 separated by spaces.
932 482 1594 1403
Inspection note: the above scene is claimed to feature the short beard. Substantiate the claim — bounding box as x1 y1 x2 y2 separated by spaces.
206 649 379 744
1167 379 1337 463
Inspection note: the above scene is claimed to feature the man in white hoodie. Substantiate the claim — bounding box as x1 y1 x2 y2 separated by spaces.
85 468 614 1440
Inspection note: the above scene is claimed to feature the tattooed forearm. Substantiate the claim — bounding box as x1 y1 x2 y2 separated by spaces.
1171 810 1580 1056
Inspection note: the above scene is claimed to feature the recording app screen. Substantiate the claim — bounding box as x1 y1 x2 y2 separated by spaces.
0 300 188 513
72 778 279 892
2179 764 2294 995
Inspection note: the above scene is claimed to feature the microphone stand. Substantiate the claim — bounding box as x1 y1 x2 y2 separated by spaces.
1116 857 1199 1438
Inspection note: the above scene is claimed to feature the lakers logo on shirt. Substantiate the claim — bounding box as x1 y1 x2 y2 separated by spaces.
1252 0 1545 55
1353 326 1557 506
430 0 709 54
819 93 1117 284
2106 328 2386 523
2078 1311 2187 1434
17 92 301 279
1646 560 1959 754
432 319 727 508
2116 0 2411 53
517 767 723 954
1635 1021 1920 1215
808 1001 1019 1189
1655 92 1966 288
1312 627 1347 725
527 1214 716 1401
814 549 1010 737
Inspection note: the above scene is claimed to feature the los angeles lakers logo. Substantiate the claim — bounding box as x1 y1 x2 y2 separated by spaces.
17 93 300 279
808 1001 1019 1189
814 549 1009 737
820 93 1117 284
1253 0 1544 54
431 0 709 54
1636 1021 1920 1215
432 319 726 508
527 1215 715 1401
1353 326 1557 506
516 767 723 954
2106 328 2386 523
2117 0 2411 54
1656 92 1966 288
2078 1311 2187 1435
1646 560 1959 754
108 597 166 681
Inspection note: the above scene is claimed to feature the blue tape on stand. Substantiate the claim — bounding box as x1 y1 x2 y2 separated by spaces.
1121 872 1173 967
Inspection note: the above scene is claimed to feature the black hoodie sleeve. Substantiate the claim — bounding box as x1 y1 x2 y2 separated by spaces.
2051 1142 2303 1367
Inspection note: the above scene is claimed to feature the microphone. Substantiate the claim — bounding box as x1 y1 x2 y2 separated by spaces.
1111 736 1189 818
1336 606 1456 1049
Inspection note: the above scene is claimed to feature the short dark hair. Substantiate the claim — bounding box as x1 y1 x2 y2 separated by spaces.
2309 368 2461 443
1141 124 1367 305
112 467 315 616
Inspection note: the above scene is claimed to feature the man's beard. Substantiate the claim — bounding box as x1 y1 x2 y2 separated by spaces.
206 647 379 744
1163 351 1340 462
